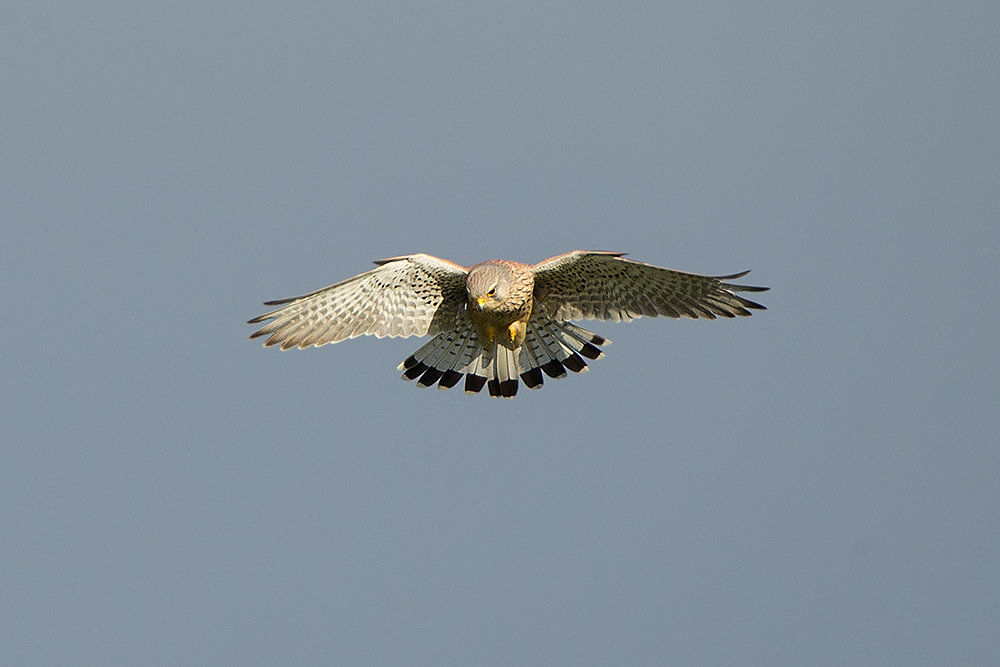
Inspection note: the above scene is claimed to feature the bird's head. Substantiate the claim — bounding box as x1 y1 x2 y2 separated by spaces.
467 262 516 313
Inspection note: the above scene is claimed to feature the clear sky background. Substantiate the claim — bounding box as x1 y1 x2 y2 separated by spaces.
2 2 998 665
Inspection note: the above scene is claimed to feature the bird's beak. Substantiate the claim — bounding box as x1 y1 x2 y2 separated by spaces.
476 297 488 309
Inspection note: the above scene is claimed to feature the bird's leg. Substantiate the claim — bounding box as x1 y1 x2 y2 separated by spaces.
506 320 527 348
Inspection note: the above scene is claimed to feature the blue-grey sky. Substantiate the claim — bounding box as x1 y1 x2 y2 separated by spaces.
2 2 998 665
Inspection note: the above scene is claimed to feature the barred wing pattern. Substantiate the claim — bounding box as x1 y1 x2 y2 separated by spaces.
248 254 468 350
532 251 767 323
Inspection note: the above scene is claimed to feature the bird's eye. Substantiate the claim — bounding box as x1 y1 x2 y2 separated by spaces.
487 287 496 297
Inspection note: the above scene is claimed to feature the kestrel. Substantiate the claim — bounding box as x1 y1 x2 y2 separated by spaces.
248 251 768 398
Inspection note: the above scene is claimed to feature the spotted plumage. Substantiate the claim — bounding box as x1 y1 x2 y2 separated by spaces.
248 251 769 398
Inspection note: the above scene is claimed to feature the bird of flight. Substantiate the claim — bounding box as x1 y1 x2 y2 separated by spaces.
248 251 768 398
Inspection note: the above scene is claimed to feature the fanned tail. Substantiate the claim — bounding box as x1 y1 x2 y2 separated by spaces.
398 310 609 398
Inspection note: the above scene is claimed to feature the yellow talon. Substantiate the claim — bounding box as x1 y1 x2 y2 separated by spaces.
508 324 518 341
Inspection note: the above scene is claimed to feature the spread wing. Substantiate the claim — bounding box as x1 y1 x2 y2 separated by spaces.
248 254 468 349
531 251 768 322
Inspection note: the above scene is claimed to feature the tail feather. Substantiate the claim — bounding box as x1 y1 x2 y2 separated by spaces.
488 345 519 398
558 322 611 359
517 332 545 389
464 352 488 393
